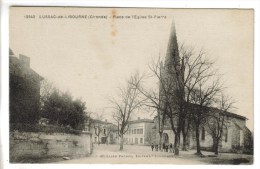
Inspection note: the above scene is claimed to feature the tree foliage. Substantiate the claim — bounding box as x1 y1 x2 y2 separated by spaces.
40 79 88 130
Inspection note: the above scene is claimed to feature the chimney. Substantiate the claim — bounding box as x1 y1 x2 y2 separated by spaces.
19 54 30 68
9 48 15 56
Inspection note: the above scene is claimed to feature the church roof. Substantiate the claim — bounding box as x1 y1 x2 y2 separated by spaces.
164 19 180 70
207 106 247 120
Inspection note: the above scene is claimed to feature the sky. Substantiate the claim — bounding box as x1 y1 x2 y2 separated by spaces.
9 7 254 130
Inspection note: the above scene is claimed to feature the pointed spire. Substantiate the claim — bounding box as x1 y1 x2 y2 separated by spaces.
164 18 180 71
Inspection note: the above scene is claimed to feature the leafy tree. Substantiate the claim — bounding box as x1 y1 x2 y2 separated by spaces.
40 79 88 130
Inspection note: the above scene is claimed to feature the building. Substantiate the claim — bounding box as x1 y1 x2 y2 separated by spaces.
153 109 253 153
196 108 253 153
9 48 43 124
124 117 155 145
152 21 253 153
84 118 119 144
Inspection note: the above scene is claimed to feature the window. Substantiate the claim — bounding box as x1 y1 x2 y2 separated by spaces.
134 129 137 134
140 138 143 144
84 126 89 131
201 127 205 141
135 138 138 144
140 128 143 134
137 129 140 134
223 127 228 142
104 128 106 135
110 133 113 142
132 129 134 134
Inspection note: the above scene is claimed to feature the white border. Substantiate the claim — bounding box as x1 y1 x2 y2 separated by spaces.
1 1 259 169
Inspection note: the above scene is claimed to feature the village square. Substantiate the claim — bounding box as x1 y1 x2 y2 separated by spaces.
8 8 253 164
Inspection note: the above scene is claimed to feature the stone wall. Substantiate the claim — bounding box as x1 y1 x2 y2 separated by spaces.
10 131 92 162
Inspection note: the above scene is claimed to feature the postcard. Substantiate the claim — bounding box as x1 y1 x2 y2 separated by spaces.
8 7 254 165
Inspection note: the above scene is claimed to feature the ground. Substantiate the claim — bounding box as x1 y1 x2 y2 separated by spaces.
58 144 253 164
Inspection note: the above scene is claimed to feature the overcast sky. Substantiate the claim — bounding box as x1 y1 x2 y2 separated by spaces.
10 7 254 130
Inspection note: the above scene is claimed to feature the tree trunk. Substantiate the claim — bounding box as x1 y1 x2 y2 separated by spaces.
119 135 124 150
174 131 180 156
182 133 188 151
213 139 219 155
159 131 162 151
195 125 202 156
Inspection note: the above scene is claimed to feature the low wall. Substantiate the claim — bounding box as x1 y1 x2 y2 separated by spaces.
10 131 92 162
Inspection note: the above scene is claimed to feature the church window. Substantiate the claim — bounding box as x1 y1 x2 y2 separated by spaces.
223 127 228 142
201 127 205 141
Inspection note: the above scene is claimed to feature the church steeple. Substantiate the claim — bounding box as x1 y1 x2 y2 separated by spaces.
164 19 180 72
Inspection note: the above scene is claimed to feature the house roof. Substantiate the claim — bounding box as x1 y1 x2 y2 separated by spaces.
92 119 113 125
9 49 44 81
128 118 154 124
90 119 118 131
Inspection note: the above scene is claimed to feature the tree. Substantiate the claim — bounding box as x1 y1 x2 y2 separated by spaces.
206 93 235 155
40 79 55 108
69 98 86 130
110 76 144 150
129 70 166 149
131 44 218 155
152 46 219 155
40 79 88 130
190 78 222 155
145 130 155 145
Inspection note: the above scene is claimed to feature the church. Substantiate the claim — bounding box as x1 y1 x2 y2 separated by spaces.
151 21 253 154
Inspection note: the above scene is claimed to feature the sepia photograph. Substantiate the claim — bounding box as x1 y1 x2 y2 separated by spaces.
8 7 254 165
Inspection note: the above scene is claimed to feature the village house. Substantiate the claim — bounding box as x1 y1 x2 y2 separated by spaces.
124 117 155 145
9 48 43 124
84 119 119 144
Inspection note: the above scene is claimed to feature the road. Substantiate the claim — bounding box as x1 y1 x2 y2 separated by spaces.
58 144 207 164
